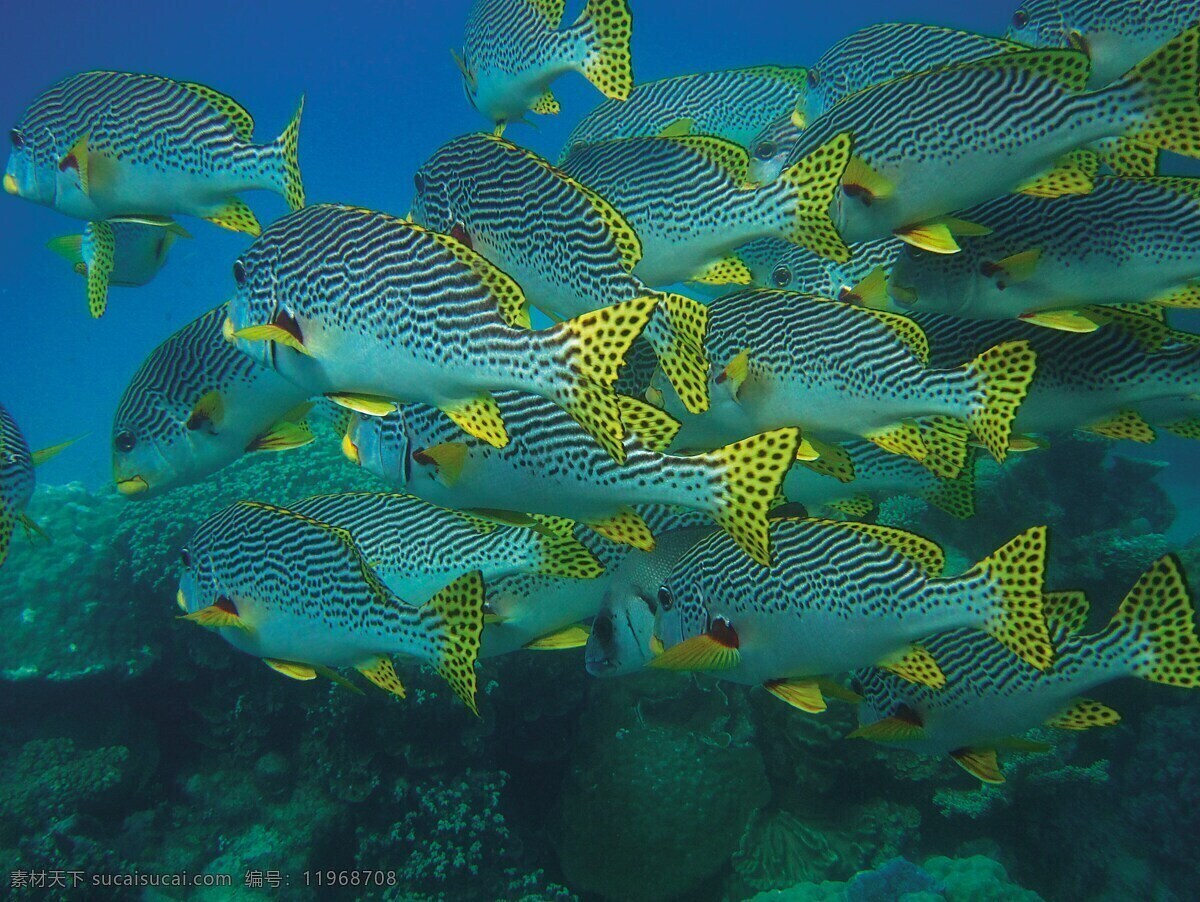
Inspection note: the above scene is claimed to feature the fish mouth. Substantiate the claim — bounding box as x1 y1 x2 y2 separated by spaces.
341 432 361 465
584 653 615 676
116 475 150 496
889 282 919 306
3 174 18 195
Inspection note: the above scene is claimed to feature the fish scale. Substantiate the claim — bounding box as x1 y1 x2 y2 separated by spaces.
0 404 35 568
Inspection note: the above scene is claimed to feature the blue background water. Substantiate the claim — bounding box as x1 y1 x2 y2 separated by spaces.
0 0 1027 488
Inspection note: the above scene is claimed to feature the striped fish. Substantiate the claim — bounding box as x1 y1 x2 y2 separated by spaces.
735 236 901 305
888 178 1200 327
457 0 632 133
557 131 853 286
851 555 1200 783
772 28 1200 256
47 219 190 318
585 523 716 677
1007 0 1200 86
285 492 603 604
652 289 1036 479
177 499 484 711
562 65 808 157
650 519 1055 714
748 25 1023 184
411 133 710 413
4 71 303 234
113 306 314 498
343 389 800 567
225 204 653 463
0 403 77 568
917 311 1200 444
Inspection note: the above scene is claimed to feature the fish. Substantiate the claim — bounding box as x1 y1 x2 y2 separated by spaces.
4 71 303 233
650 288 1036 479
224 204 654 463
585 524 716 676
1007 0 1200 86
735 236 901 306
650 518 1055 714
851 555 1200 783
47 218 190 317
782 441 977 521
769 28 1200 255
747 24 1024 184
0 404 78 567
284 491 604 603
457 0 633 133
915 310 1200 444
112 306 315 498
410 132 711 413
342 389 801 566
557 131 853 287
561 65 808 157
888 177 1200 328
176 499 484 711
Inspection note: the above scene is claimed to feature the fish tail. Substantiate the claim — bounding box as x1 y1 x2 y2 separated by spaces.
1094 137 1160 178
541 296 656 463
1117 24 1200 159
776 131 853 263
573 0 634 101
1104 554 1200 687
422 570 485 714
963 525 1054 670
962 340 1037 463
700 427 802 567
269 96 305 211
641 292 711 415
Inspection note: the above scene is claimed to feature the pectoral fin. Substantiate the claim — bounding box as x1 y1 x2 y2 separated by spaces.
264 659 318 680
186 390 225 433
950 747 1005 784
58 134 93 195
326 393 398 416
763 678 827 713
412 442 470 486
247 420 314 452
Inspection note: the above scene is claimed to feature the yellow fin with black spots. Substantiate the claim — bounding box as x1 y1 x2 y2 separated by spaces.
205 196 261 236
826 521 946 576
1046 697 1120 730
1016 149 1099 197
357 655 407 699
877 644 946 688
587 507 655 551
439 393 508 448
1083 408 1156 443
643 292 711 414
617 394 680 453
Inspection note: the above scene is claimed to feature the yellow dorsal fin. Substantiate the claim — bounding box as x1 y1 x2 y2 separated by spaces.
181 81 255 141
877 644 947 688
742 64 810 88
942 49 1091 92
825 495 874 520
421 224 532 328
412 442 470 487
819 520 946 576
439 393 508 448
1151 280 1200 309
763 679 827 713
672 134 752 183
950 747 1005 784
691 254 753 285
617 394 681 452
524 624 592 650
860 308 929 363
529 0 565 26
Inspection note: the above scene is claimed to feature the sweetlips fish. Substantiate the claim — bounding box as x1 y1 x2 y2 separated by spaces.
48 219 190 317
736 236 902 306
284 491 603 604
888 178 1200 330
585 523 716 677
561 65 808 157
651 288 1037 480
410 133 711 413
176 499 484 711
747 24 1024 185
224 204 654 464
851 555 1200 783
457 0 633 133
1007 0 1200 86
769 28 1200 256
342 389 801 566
915 311 1200 445
112 306 314 498
4 71 303 234
557 131 853 287
651 518 1055 714
0 404 77 567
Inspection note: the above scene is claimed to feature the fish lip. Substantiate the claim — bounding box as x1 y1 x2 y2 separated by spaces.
116 475 150 496
584 653 615 676
2 174 18 195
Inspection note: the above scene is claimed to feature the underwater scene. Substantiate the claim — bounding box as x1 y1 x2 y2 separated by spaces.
5 0 1200 898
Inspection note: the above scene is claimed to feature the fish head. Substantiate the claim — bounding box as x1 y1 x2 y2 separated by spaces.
746 112 801 185
1005 1 1070 49
111 388 200 498
651 566 712 655
887 243 987 316
408 155 455 234
4 121 55 206
344 410 413 489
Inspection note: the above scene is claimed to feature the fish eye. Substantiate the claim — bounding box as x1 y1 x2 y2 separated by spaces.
9 128 24 150
1012 9 1029 28
414 171 426 195
657 586 673 611
753 140 777 162
771 263 792 288
179 548 192 568
232 260 246 286
807 69 821 88
114 430 136 453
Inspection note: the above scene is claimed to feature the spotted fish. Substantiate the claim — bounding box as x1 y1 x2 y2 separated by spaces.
457 0 633 133
562 65 808 157
410 133 710 413
651 289 1036 479
225 204 653 463
650 519 1055 714
558 131 853 287
177 499 484 711
735 236 901 305
48 219 190 317
769 28 1200 256
851 555 1200 783
888 178 1200 328
747 24 1023 184
343 389 800 566
112 306 314 498
1007 0 1200 86
0 403 77 568
284 491 603 603
4 71 303 234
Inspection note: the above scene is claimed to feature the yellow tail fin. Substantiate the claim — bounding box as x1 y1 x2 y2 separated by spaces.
702 427 802 567
1108 555 1200 687
964 340 1037 462
425 571 485 714
641 293 711 415
1120 24 1200 159
576 0 634 101
272 96 305 211
964 525 1053 670
777 132 854 263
